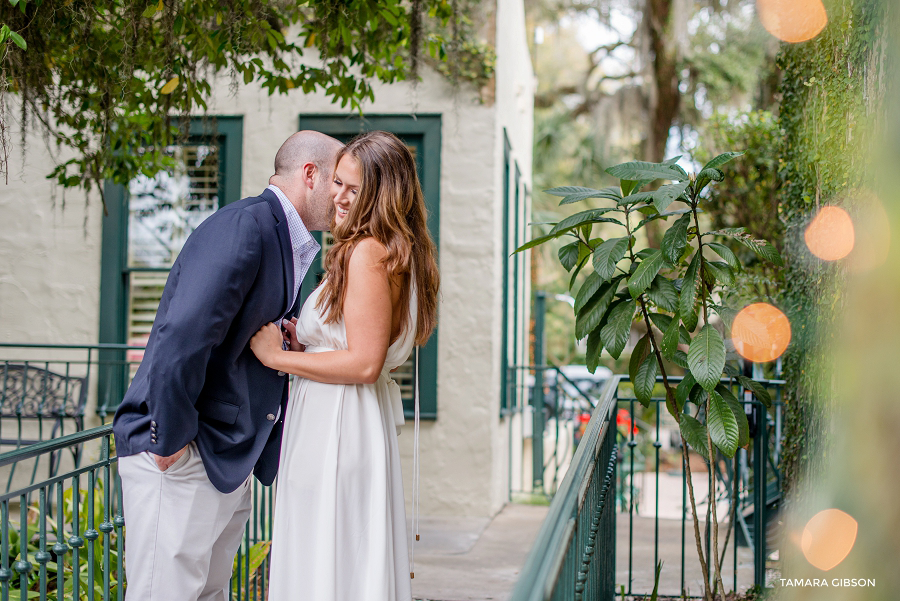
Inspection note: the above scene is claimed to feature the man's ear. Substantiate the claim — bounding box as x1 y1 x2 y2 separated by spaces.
302 162 317 190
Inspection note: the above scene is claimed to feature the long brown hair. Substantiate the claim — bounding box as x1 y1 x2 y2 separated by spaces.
315 130 440 346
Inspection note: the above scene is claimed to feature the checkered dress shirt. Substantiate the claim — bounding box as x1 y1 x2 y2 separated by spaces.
267 184 321 318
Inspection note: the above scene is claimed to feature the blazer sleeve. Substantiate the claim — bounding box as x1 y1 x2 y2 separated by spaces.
145 209 263 455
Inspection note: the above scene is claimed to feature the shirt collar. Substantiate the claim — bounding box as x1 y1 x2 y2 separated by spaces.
267 184 319 251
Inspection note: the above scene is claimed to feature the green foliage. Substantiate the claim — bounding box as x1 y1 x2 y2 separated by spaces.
5 483 121 600
518 151 783 600
0 0 493 194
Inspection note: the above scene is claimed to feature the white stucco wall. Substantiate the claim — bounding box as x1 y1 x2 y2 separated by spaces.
492 0 536 511
0 125 103 345
0 0 534 520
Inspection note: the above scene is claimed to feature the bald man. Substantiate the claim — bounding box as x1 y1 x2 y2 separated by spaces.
113 131 343 601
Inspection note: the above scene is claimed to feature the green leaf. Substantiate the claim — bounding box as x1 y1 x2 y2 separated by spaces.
575 278 620 340
709 228 784 266
9 30 25 49
606 161 688 182
646 275 678 312
559 187 623 205
515 232 565 253
737 376 773 408
651 181 690 212
558 241 581 271
142 0 162 17
716 384 749 448
548 210 623 236
629 334 651 383
574 271 602 313
568 254 589 290
671 350 689 369
661 314 681 359
675 372 696 412
697 167 725 183
620 179 652 196
599 301 636 360
586 328 603 373
706 242 740 271
545 185 608 197
661 214 690 264
679 253 700 322
634 353 659 407
592 237 629 280
0 25 9 44
707 389 739 458
687 325 726 392
648 312 673 332
628 249 665 299
702 151 744 171
680 301 699 332
618 181 690 212
704 261 735 287
689 385 707 409
679 414 709 461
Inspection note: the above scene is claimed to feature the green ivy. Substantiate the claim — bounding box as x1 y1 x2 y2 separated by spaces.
775 0 886 497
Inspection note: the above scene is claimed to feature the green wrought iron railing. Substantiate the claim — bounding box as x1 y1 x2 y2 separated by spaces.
509 370 784 599
0 343 146 494
510 375 620 601
615 376 784 597
0 425 273 601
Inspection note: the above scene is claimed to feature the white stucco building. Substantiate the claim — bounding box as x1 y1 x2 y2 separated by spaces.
0 0 534 519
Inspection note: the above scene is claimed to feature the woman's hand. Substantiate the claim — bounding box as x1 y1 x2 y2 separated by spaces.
250 323 285 369
281 317 305 352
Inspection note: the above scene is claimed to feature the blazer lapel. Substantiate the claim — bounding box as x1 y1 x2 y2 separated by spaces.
261 188 295 318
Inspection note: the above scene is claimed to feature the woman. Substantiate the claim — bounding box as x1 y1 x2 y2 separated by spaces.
249 130 440 601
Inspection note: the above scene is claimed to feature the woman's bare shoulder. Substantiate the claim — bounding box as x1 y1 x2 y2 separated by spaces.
348 237 389 269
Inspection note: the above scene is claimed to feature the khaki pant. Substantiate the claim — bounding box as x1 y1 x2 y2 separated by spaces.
118 442 252 601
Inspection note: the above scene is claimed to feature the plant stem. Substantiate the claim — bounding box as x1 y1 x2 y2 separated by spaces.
626 202 712 601
682 438 713 601
690 201 709 325
706 419 727 600
714 454 740 597
692 188 725 600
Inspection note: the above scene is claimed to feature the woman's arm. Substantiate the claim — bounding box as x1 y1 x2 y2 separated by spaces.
250 238 393 385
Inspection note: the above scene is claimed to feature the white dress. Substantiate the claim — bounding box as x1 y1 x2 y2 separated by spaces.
267 281 416 601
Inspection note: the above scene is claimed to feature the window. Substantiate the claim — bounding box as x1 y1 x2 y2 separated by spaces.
297 115 441 420
98 118 243 412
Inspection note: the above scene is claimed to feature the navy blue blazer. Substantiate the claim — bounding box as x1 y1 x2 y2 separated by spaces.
113 188 304 493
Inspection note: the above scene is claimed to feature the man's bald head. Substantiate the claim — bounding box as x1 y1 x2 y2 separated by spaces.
269 130 343 231
273 130 343 178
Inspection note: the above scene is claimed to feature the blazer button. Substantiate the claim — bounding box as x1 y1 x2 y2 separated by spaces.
150 420 157 427
266 413 276 421
277 371 286 377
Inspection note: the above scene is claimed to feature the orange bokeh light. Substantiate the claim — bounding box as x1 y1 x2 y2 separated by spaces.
805 206 855 261
732 303 791 363
756 0 828 43
801 509 858 571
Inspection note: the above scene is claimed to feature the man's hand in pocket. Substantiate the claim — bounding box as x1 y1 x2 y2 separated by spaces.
150 445 189 472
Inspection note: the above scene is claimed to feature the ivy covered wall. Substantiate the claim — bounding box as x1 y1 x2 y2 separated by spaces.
775 0 886 497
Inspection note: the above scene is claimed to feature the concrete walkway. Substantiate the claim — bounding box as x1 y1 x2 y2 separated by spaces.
408 502 755 600
411 503 550 601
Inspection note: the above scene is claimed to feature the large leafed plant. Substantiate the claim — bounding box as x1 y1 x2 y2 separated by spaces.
519 154 782 601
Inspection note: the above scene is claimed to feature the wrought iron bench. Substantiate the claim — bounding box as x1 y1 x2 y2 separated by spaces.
0 363 88 484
